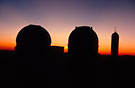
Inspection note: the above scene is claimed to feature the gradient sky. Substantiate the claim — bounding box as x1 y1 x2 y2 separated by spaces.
0 0 135 55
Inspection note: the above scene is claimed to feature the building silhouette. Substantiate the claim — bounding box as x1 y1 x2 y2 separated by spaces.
50 46 64 56
15 24 51 59
15 24 52 73
15 24 52 87
111 32 119 56
67 26 99 72
68 26 98 56
67 26 101 88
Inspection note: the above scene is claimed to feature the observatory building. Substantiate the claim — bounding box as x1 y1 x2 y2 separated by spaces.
68 26 98 56
16 25 51 55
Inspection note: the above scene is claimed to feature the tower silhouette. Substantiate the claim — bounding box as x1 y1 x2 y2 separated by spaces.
111 32 119 56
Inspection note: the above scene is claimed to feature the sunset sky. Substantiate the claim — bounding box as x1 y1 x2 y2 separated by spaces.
0 0 135 55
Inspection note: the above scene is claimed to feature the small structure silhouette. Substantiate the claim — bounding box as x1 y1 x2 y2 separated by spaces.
50 46 64 56
111 32 119 56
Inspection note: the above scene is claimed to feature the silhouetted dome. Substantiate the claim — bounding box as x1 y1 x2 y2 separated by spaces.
68 26 98 55
15 25 51 55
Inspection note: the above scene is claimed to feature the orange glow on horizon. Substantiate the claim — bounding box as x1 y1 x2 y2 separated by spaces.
64 46 68 53
0 43 15 50
0 45 134 56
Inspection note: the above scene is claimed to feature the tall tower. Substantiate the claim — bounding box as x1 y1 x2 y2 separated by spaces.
111 32 119 56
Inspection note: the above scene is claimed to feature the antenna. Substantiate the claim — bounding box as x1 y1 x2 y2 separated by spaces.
114 26 117 32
